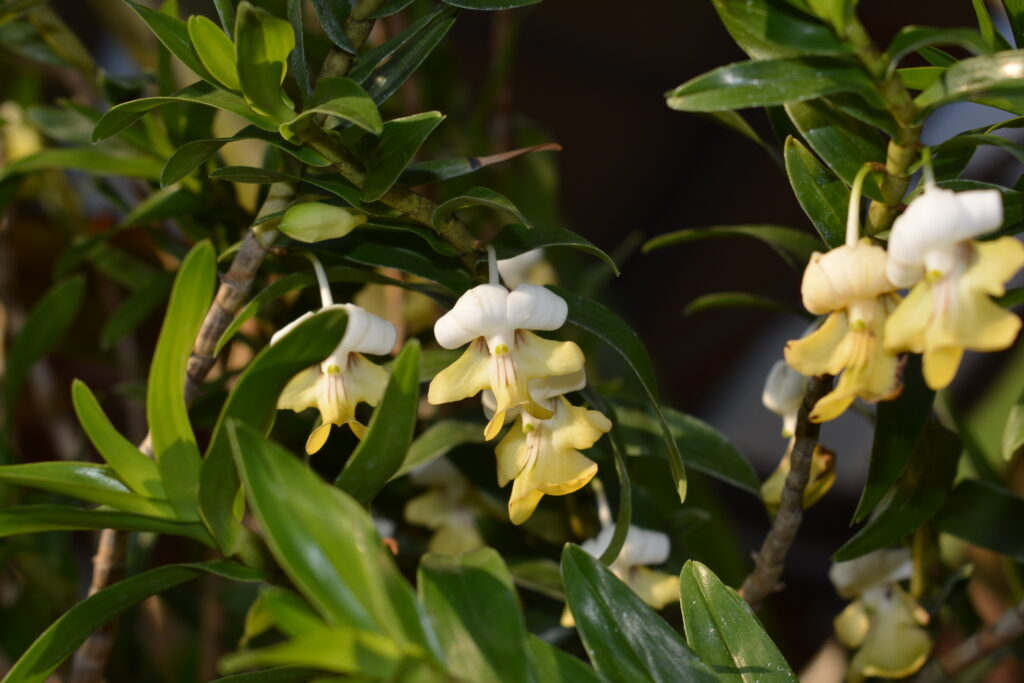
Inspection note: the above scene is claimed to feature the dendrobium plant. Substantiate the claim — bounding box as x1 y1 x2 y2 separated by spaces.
272 257 396 454
786 166 902 422
830 549 931 682
884 166 1024 390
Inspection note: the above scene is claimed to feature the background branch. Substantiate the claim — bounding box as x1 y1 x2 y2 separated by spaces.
915 598 1024 682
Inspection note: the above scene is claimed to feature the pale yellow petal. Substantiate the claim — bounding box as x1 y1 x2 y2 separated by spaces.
305 423 332 455
346 353 390 407
834 600 869 649
885 282 932 354
508 476 545 525
404 489 453 529
514 331 585 383
427 338 491 405
851 590 931 681
278 367 321 413
495 420 528 487
967 237 1024 296
527 446 598 496
560 605 576 628
922 346 963 391
428 517 484 556
630 567 680 610
785 312 850 377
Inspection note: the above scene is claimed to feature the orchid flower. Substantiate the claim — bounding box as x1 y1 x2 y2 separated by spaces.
272 257 396 454
496 248 556 289
427 253 585 440
785 166 902 422
404 458 484 556
884 160 1024 390
762 359 808 438
830 549 931 682
761 443 835 517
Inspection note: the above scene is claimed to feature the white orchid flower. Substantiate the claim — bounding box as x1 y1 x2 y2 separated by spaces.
272 257 396 454
762 359 808 438
884 176 1024 389
497 248 555 289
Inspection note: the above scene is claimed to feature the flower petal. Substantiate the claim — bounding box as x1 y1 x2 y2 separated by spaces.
851 586 931 681
495 419 529 487
346 353 390 407
427 338 492 405
528 446 597 496
785 312 849 377
305 423 332 455
277 367 321 413
506 284 568 331
630 567 680 610
922 346 963 391
338 304 396 356
404 489 454 529
834 600 869 649
434 284 510 349
508 477 545 525
884 282 932 354
515 331 586 381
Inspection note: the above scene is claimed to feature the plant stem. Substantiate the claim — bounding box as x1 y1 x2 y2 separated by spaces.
914 598 1024 681
316 0 388 84
843 15 921 236
738 374 833 609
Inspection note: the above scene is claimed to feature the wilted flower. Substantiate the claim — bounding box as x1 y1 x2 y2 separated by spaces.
762 359 808 437
760 444 835 516
428 282 585 440
273 258 396 454
830 549 931 683
404 458 484 556
885 182 1024 390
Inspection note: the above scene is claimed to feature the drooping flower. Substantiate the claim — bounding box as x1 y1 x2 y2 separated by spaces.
497 248 557 289
785 164 903 422
830 549 931 683
273 258 396 454
404 458 484 556
428 282 585 440
885 182 1024 390
762 359 808 438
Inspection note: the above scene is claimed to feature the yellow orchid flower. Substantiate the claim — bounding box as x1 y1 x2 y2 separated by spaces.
884 181 1024 390
761 443 835 516
786 165 902 422
428 282 585 440
404 458 484 556
272 258 396 454
830 550 931 682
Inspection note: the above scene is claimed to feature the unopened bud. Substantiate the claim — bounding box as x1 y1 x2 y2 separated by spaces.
279 202 366 243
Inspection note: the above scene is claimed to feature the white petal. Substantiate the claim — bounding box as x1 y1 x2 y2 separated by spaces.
954 189 1003 239
506 284 568 331
762 360 806 419
497 249 545 289
580 525 616 558
270 310 315 345
339 303 396 355
434 284 510 349
620 526 671 567
829 548 912 598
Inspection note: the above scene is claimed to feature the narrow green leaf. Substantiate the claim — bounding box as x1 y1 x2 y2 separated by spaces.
885 26 991 74
493 222 619 275
361 8 456 105
560 544 716 683
915 51 1024 117
0 504 212 544
361 112 444 201
712 0 850 59
71 379 164 498
596 397 632 566
853 356 934 522
418 548 533 683
0 148 164 182
683 292 810 319
214 0 236 38
286 0 312 103
1006 0 1024 48
401 143 561 186
335 340 421 504
125 0 215 84
188 15 240 90
333 237 473 293
784 136 847 248
370 0 417 19
973 0 1013 51
279 77 382 140
234 1 295 121
118 187 204 227
527 636 605 683
310 0 355 53
149 241 216 521
392 420 484 480
200 309 349 554
1003 385 1024 461
934 480 1024 561
100 272 173 349
643 224 821 269
361 221 459 257
0 462 175 517
442 0 540 8
679 561 797 683
833 420 961 561
552 287 688 501
433 185 530 232
210 667 321 683
3 275 84 435
667 57 879 113
508 559 564 600
1 561 265 683
92 81 278 142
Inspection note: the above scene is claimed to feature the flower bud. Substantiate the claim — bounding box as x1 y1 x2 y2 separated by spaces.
279 202 367 243
801 239 894 315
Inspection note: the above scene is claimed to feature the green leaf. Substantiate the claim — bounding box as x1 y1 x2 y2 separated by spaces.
712 0 850 59
0 148 164 182
1006 0 1024 48
209 165 295 184
885 26 991 74
527 636 605 683
1003 385 1024 460
117 187 205 228
148 241 216 521
310 0 355 53
643 224 821 269
433 186 530 232
401 143 562 186
361 7 456 105
370 0 417 19
392 420 484 480
335 340 421 504
234 1 295 122
0 504 212 544
100 272 173 349
361 111 444 201
679 561 797 682
214 0 236 38
493 222 619 275
286 0 312 104
0 462 175 517
833 420 961 561
210 668 320 683
852 356 934 522
683 292 810 319
552 287 688 501
125 0 215 84
229 421 432 649
934 480 1024 561
934 133 1024 171
666 57 879 113
915 50 1024 117
441 0 540 8
200 308 349 554
784 99 885 200
71 379 164 498
616 405 761 496
333 237 473 294
783 136 847 248
560 544 715 683
507 559 564 600
279 77 382 140
188 15 240 90
2 561 265 683
3 275 84 436
92 81 278 142
418 548 533 683
361 221 459 257
973 0 1013 51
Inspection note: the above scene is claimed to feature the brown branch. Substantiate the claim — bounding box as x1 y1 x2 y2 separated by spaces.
739 374 833 609
914 599 1024 682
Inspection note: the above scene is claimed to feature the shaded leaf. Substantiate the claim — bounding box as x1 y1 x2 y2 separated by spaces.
683 292 810 319
0 504 212 545
100 272 173 349
126 0 214 84
493 222 619 275
933 480 1024 561
0 148 163 182
402 143 561 186
392 420 484 480
915 50 1024 116
361 7 457 105
188 14 240 90
643 224 821 269
784 136 847 247
433 186 529 232
235 1 295 122
279 77 382 140
361 112 444 201
311 0 354 53
527 636 606 683
712 0 849 59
